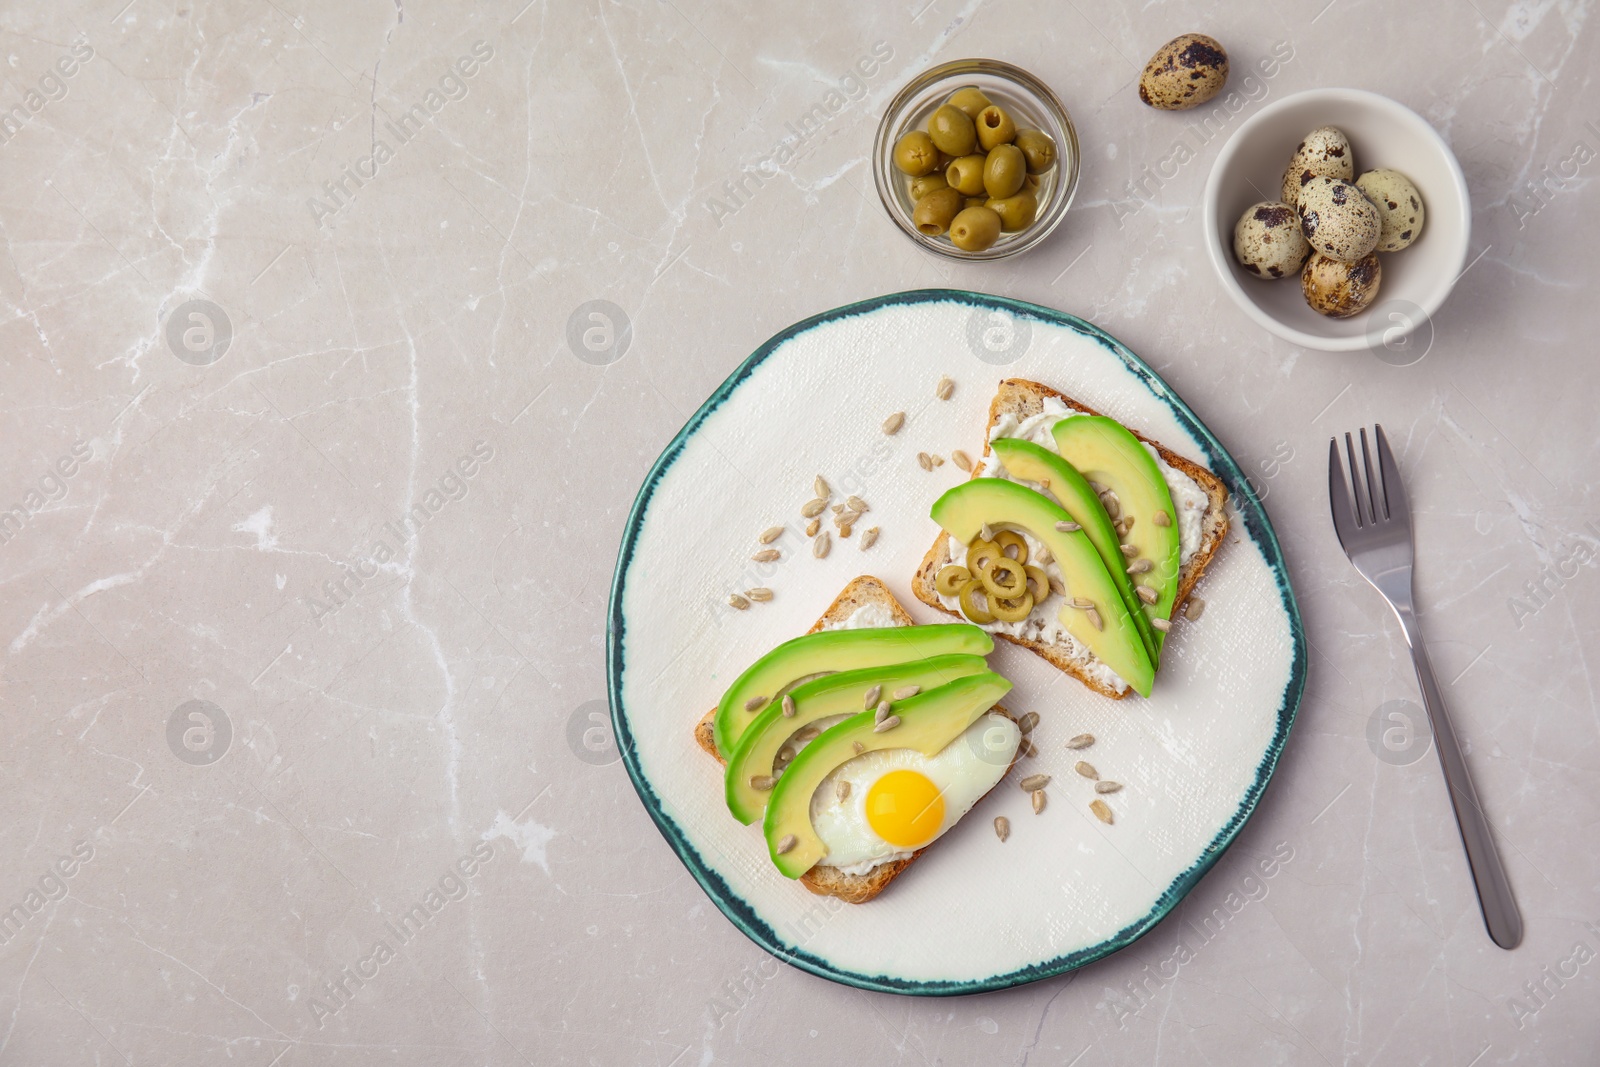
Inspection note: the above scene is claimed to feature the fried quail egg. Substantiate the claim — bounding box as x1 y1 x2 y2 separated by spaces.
1281 125 1353 207
1354 168 1425 251
1296 176 1380 262
1233 201 1311 279
810 713 1020 874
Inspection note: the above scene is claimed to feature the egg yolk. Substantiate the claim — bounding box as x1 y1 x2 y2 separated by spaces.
864 769 946 848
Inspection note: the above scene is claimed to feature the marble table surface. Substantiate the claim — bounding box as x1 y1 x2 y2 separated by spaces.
2 0 1596 1063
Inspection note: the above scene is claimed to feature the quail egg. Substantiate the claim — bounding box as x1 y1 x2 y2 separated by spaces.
1302 251 1382 318
1354 168 1425 251
1296 176 1380 262
1233 201 1311 279
1281 126 1354 207
1138 34 1229 111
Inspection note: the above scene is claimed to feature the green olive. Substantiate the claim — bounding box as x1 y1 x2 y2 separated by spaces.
946 86 992 120
983 144 1026 199
949 205 1002 252
945 154 988 196
992 529 1029 565
958 579 997 624
935 564 972 597
927 104 977 157
981 556 1026 597
909 173 949 200
912 187 965 236
1024 564 1049 599
1014 129 1057 173
976 105 1017 151
986 189 1038 231
990 591 1034 623
965 538 1001 577
893 130 940 176
965 196 988 210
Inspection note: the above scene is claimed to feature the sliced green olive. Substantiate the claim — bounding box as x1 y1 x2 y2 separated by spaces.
990 591 1034 623
909 174 949 200
976 105 1017 151
958 579 996 624
893 130 940 176
945 154 988 196
965 538 1001 576
1014 129 1057 173
935 564 972 597
946 86 992 120
981 556 1026 598
992 529 1029 565
1024 564 1050 599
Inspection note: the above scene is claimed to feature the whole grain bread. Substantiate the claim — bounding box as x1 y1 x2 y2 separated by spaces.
694 574 1020 904
910 379 1230 699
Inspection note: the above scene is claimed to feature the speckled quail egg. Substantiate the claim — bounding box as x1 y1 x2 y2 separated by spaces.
1302 251 1382 318
1354 168 1425 251
1280 126 1354 207
1138 33 1229 111
1296 176 1380 262
1233 201 1311 280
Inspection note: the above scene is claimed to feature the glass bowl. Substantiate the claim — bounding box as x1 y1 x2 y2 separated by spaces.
873 59 1080 262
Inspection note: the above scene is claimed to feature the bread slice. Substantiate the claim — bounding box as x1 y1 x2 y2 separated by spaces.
911 379 1230 699
695 574 1020 904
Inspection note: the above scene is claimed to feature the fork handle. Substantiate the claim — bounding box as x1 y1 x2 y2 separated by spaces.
1396 607 1523 949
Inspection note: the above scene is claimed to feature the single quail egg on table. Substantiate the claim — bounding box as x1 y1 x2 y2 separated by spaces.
1296 176 1380 262
1233 201 1311 280
1354 168 1425 251
1281 125 1353 207
1138 33 1229 111
1302 251 1382 317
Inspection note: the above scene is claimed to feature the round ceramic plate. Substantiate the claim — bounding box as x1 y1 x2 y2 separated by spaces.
608 290 1305 995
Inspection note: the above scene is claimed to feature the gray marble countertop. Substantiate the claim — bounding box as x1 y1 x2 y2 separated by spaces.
2 1 1596 1063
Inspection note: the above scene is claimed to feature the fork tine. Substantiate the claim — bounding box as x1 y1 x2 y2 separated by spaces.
1360 427 1383 521
1328 436 1359 547
1344 432 1367 526
1374 424 1408 528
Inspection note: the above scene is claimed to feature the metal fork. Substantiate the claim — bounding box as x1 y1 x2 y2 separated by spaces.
1329 425 1523 949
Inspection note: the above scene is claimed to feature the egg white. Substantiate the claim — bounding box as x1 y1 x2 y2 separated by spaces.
808 713 1021 875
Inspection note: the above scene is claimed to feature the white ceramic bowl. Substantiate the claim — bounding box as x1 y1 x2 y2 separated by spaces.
1202 88 1470 353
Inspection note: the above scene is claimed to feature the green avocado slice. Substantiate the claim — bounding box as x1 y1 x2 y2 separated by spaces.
762 671 1013 878
988 437 1160 667
930 478 1155 696
724 653 992 825
1052 416 1182 651
712 623 993 757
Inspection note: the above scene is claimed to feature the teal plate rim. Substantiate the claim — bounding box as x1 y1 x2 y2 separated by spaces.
606 288 1307 996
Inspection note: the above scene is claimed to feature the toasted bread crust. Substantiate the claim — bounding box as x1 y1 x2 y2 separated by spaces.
694 575 1019 904
910 379 1230 699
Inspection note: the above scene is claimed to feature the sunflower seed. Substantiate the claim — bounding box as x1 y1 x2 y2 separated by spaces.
1089 480 1108 494
832 503 845 514
1054 520 1081 533
860 527 879 549
1151 617 1171 632
806 518 821 537
1048 576 1067 597
1120 543 1139 557
1034 544 1051 564
863 684 881 708
801 498 827 518
793 724 821 743
1032 790 1047 814
836 509 859 526
746 587 773 602
873 715 901 733
917 451 933 471
745 695 766 711
1121 516 1135 532
1152 509 1171 527
893 685 920 700
1096 781 1122 794
1136 585 1158 604
776 833 797 854
1071 596 1094 610
839 523 853 539
836 780 852 802
994 816 1010 842
1017 711 1039 734
781 694 796 717
936 375 955 400
751 774 777 791
883 411 906 435
814 475 830 499
1101 493 1121 520
931 454 945 467
813 532 831 558
1185 597 1206 621
952 449 973 472
759 526 784 544
777 744 795 762
1075 760 1099 780
1127 559 1153 574
751 548 780 562
1040 479 1051 491
729 594 751 610
874 700 892 723
1090 799 1114 824
1020 773 1051 792
852 741 865 754
847 496 869 514
1065 733 1095 749
979 522 995 542
1020 738 1038 758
